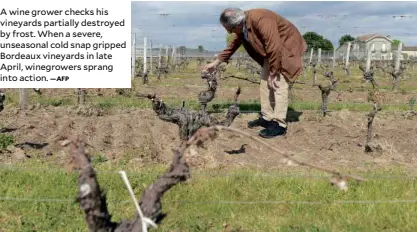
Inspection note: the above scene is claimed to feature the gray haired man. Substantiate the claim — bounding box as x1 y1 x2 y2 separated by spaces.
203 8 306 138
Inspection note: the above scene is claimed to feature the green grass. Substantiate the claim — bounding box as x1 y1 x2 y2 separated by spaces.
1 162 417 231
0 134 15 149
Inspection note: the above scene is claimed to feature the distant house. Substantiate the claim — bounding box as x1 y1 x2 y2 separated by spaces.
336 33 393 60
402 46 417 59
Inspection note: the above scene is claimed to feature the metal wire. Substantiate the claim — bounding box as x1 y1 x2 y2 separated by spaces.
0 164 414 180
2 196 417 206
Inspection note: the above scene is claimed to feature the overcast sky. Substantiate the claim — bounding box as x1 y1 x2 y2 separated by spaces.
131 1 417 51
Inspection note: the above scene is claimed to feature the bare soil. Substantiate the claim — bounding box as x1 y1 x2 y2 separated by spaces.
1 65 416 173
1 104 416 173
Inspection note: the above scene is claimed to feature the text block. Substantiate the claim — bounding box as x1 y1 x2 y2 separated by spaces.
0 1 131 88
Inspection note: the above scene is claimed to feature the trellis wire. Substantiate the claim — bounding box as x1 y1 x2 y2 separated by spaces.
2 196 417 206
1 164 415 180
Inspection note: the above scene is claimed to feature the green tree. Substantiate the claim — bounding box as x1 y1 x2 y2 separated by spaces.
197 45 205 53
198 45 205 53
226 33 246 53
302 31 334 51
392 39 401 46
322 39 334 51
392 39 402 50
338 34 355 47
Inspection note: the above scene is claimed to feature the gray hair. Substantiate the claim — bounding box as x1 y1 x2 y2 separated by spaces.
219 8 245 28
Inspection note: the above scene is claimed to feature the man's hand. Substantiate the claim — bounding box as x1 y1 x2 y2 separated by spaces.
267 74 279 91
202 59 221 72
202 62 217 72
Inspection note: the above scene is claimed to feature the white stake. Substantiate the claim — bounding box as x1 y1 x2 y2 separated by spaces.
118 171 157 232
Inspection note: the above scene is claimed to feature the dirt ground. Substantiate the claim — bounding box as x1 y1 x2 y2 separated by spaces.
1 103 416 173
1 64 416 173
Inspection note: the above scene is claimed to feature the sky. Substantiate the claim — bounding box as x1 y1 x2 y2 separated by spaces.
131 1 417 51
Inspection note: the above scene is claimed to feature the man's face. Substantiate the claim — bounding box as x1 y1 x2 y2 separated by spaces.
222 22 242 34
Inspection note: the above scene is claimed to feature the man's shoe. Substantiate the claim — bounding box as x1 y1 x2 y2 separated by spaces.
259 121 287 138
248 117 269 129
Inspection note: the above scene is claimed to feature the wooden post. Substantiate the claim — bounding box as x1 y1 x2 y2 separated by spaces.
143 37 147 73
158 44 162 68
317 48 322 65
332 47 336 71
392 42 403 91
395 42 403 72
131 33 136 80
366 47 372 72
165 45 169 66
345 42 351 66
345 42 351 75
171 46 175 65
302 57 305 79
309 49 314 64
173 47 176 64
149 40 153 73
19 89 28 110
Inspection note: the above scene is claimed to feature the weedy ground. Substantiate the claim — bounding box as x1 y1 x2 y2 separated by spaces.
1 60 417 231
